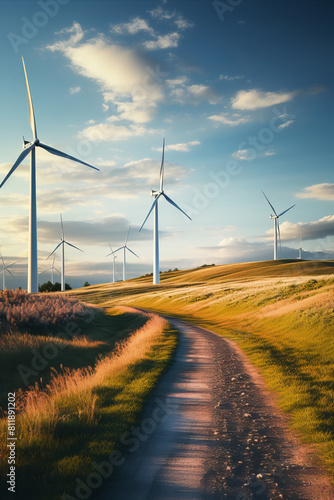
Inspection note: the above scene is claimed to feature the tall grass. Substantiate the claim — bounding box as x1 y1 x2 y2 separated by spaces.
0 308 177 499
0 289 94 336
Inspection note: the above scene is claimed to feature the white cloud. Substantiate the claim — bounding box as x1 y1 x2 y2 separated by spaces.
231 88 297 110
148 6 176 21
46 22 164 133
278 119 294 129
110 17 154 35
166 76 189 87
169 80 219 104
143 32 181 50
77 122 156 142
232 148 276 160
152 140 200 153
208 112 250 126
276 216 334 241
219 74 244 81
295 183 334 201
69 86 81 95
174 16 193 30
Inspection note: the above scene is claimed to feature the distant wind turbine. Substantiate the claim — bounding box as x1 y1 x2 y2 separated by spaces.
0 57 99 294
39 255 60 285
262 191 295 260
114 227 139 281
47 215 83 291
298 231 303 260
140 138 191 284
0 254 15 290
106 244 117 283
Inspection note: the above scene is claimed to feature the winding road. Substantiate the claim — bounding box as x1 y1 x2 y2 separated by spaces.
97 316 334 500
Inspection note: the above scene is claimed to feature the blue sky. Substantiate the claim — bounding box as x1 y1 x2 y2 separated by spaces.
0 0 333 289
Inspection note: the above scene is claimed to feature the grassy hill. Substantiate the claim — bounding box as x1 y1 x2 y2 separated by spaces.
71 259 334 478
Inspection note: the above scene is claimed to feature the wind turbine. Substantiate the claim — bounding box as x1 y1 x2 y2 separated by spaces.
262 191 295 261
47 215 83 291
0 58 99 294
106 244 117 283
114 227 139 281
297 231 303 260
0 254 15 290
139 138 191 284
39 255 60 285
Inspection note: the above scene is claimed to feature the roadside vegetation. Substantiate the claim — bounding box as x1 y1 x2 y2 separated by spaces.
0 291 178 499
71 259 334 478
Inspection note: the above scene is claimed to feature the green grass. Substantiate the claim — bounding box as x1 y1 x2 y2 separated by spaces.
70 260 334 478
0 307 178 500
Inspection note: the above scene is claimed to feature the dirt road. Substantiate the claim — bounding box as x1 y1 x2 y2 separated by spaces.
97 317 334 500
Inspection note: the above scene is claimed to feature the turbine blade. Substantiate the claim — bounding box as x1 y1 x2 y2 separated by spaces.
139 195 161 231
6 269 15 277
113 246 124 254
125 226 131 246
22 57 37 140
277 219 282 249
38 143 99 171
60 213 65 240
64 241 83 252
0 253 4 267
0 143 34 189
54 268 61 274
262 191 278 217
5 262 16 270
126 247 140 259
162 193 192 220
106 245 115 257
46 242 62 260
277 204 296 218
160 137 165 191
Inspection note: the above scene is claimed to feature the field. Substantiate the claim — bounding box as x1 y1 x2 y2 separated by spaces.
0 292 178 499
71 259 334 478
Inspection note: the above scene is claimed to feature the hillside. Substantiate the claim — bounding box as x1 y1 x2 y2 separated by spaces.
71 259 334 477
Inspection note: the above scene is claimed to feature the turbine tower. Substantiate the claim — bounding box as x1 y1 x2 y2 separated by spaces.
140 138 191 284
106 244 117 283
114 227 139 281
262 191 295 261
0 254 15 290
0 58 99 294
47 215 83 291
39 256 60 285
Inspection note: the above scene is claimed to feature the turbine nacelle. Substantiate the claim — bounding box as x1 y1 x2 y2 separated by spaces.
151 189 162 198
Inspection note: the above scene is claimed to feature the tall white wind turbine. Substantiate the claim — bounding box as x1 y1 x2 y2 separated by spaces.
106 244 117 283
39 255 60 285
140 138 191 284
0 58 99 294
47 215 83 291
262 191 295 261
114 227 139 281
0 254 15 290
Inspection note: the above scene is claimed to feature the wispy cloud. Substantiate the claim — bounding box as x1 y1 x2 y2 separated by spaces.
208 112 250 126
143 32 181 50
278 119 294 129
152 140 200 152
69 86 81 95
231 88 297 110
232 148 276 160
110 17 154 35
296 183 334 201
219 74 244 81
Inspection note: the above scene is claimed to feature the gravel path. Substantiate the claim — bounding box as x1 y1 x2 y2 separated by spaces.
97 317 334 500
